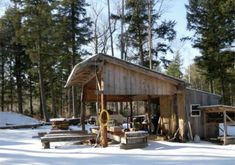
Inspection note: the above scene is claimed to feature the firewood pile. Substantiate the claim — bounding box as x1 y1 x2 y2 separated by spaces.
50 118 69 130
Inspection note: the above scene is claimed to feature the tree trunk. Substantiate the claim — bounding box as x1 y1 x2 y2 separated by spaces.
209 79 214 93
221 76 226 104
9 56 14 112
29 75 33 116
71 2 78 118
107 0 114 56
50 79 56 118
38 56 49 122
0 47 5 111
139 43 144 66
121 0 125 60
138 26 144 65
60 68 63 117
148 0 153 69
15 46 23 114
39 95 43 120
94 12 98 54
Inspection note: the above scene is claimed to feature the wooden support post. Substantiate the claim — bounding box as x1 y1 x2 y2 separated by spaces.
42 141 50 149
173 94 179 140
203 112 207 139
100 93 108 147
80 86 85 131
223 111 227 145
130 99 133 128
147 96 151 133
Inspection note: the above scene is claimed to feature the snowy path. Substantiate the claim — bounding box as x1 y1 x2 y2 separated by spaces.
0 126 235 165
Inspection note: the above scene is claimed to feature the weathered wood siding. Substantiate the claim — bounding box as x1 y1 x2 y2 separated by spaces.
186 88 221 138
160 96 173 134
104 63 176 95
159 92 186 138
177 92 186 138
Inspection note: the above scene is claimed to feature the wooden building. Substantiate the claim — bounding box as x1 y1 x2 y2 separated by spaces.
65 53 224 145
200 105 235 145
185 88 221 138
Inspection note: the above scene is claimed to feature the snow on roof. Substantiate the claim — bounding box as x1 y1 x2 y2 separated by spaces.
0 112 41 127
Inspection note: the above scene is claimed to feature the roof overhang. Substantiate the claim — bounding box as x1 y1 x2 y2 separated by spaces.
200 105 235 113
65 53 188 88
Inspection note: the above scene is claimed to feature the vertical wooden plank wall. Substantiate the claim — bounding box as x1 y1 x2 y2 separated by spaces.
160 96 174 135
177 92 186 139
104 63 176 96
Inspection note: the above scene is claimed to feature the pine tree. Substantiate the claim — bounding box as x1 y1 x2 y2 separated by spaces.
186 0 235 104
56 0 92 117
11 0 57 121
184 63 209 91
166 51 183 79
123 0 176 68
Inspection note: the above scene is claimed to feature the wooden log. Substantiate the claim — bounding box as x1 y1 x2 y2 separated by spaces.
100 70 108 147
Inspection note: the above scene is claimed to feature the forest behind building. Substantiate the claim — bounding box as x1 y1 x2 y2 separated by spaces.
0 0 234 121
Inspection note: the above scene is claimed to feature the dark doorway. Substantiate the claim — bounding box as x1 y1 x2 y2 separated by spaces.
150 98 160 134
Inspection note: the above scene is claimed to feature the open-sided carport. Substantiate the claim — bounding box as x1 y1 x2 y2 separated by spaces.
65 53 188 147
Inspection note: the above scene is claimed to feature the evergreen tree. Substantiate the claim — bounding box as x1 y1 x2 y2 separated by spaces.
123 0 176 68
186 0 235 104
56 0 92 117
184 63 209 91
166 51 183 79
11 0 57 121
0 17 8 111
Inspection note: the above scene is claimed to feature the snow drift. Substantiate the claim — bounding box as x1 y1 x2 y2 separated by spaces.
0 112 41 127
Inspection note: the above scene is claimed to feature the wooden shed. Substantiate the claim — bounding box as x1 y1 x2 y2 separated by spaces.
200 105 235 145
65 53 189 146
185 88 221 138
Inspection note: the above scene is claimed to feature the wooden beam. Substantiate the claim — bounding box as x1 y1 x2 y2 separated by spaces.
225 114 235 125
203 112 207 139
223 111 227 145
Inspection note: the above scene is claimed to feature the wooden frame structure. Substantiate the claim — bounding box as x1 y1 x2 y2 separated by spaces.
200 105 235 145
65 53 188 147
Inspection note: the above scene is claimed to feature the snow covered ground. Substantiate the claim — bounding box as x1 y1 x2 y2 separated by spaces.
0 125 235 165
0 112 41 127
0 112 235 165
